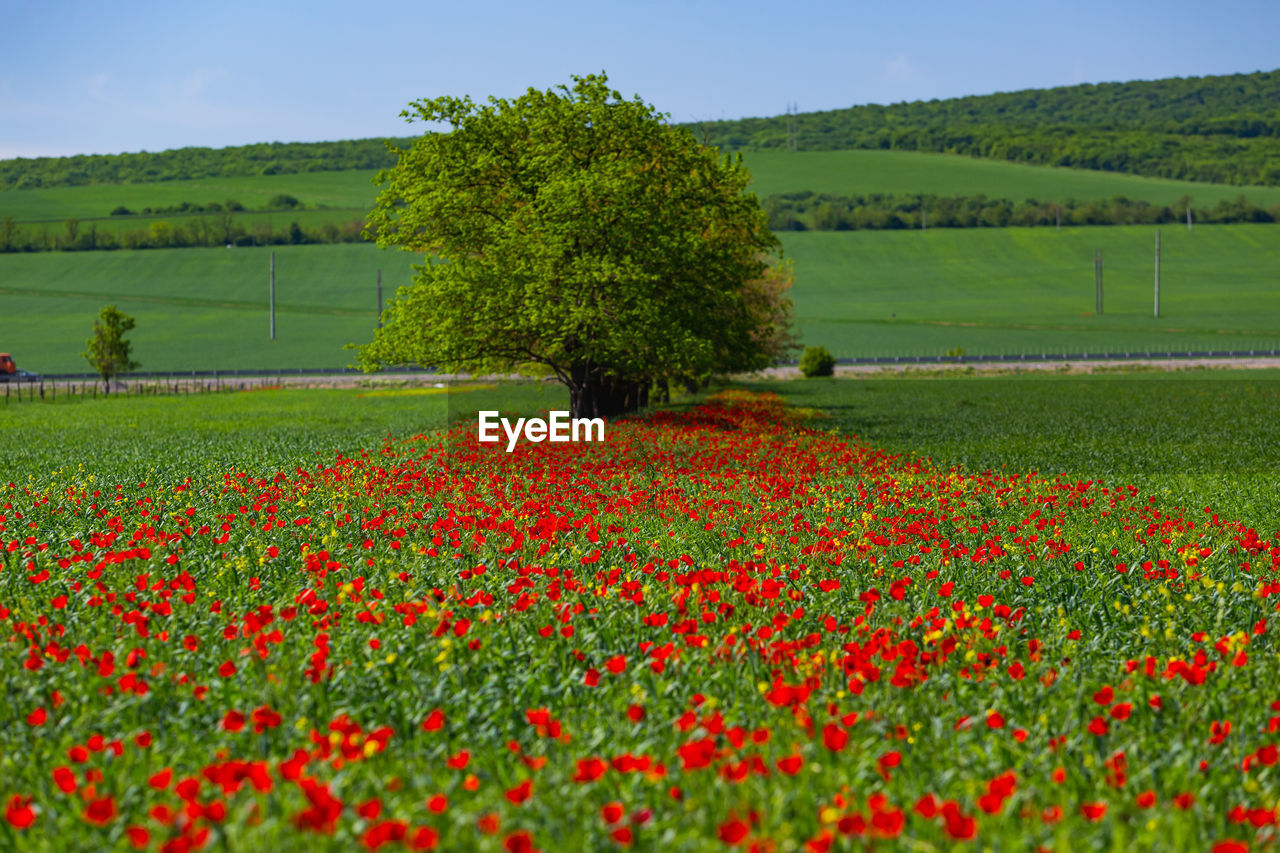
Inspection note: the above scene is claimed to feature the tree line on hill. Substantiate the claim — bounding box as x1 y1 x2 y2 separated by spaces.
4 190 1278 252
763 192 1280 231
107 194 302 217
700 70 1280 186
3 71 1279 191
0 213 367 252
0 139 409 190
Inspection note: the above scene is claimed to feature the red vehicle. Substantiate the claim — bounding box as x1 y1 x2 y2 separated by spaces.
0 353 39 382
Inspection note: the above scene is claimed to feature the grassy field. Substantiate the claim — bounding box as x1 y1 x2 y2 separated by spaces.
0 244 420 372
0 170 382 224
769 372 1280 530
7 150 1280 229
0 382 563 482
4 374 1275 529
1 378 1277 851
744 149 1280 207
2 225 1278 372
784 223 1280 357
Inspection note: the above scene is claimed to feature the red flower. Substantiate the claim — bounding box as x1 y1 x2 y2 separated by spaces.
601 802 625 824
126 826 151 849
446 750 470 770
422 709 445 732
776 755 804 775
574 757 608 782
26 708 46 726
605 655 627 674
718 817 750 845
1079 802 1107 821
83 795 118 825
4 795 35 830
822 723 848 752
52 766 77 793
409 826 439 850
1088 717 1109 736
1136 791 1156 809
218 661 237 678
504 780 533 806
1211 842 1249 853
1173 792 1196 810
222 709 246 732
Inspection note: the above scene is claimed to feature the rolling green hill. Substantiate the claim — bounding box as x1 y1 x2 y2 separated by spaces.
4 69 1278 193
784 223 1280 357
706 69 1280 186
2 225 1277 373
0 244 419 372
6 151 1280 247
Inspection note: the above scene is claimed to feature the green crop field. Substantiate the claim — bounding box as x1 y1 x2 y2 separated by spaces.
8 150 1280 231
744 150 1280 207
0 170 382 224
0 244 419 372
3 377 1279 850
2 224 1279 372
767 372 1280 529
784 223 1280 357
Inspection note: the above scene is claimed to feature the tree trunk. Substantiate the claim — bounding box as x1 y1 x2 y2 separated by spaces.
567 364 642 420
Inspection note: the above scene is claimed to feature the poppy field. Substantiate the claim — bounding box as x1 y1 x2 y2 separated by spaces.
2 383 1279 851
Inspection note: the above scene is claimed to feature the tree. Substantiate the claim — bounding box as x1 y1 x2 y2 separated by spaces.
359 73 791 418
83 305 140 392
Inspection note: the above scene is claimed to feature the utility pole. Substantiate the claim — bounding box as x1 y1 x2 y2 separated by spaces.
1094 250 1103 316
376 269 383 329
1186 203 1193 231
786 102 798 152
1154 230 1161 319
921 205 927 232
269 251 276 340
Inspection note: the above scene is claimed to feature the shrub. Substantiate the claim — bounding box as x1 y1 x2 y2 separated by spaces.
799 345 836 377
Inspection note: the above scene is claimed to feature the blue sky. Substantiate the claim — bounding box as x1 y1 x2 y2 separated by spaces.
2 0 1277 159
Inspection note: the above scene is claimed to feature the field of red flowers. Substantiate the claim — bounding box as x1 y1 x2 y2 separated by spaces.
2 389 1277 851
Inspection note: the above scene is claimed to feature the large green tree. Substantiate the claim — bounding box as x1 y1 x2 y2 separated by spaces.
358 73 790 418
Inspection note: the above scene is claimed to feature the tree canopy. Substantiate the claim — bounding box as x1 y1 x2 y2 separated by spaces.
82 305 140 391
358 74 791 417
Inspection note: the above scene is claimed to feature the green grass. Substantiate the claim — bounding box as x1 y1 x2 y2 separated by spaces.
0 381 565 483
781 223 1280 357
3 225 1279 372
765 372 1280 530
743 149 1280 206
0 378 1276 851
0 170 381 223
8 150 1280 228
0 244 421 372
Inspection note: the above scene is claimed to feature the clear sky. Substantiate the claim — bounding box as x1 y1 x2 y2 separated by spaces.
2 0 1278 159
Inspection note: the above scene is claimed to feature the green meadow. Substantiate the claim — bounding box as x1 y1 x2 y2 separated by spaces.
0 244 419 372
7 150 1280 229
1 224 1277 372
784 223 1280 357
744 149 1280 207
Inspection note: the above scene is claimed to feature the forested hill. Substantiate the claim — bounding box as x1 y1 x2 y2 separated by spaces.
3 69 1279 190
702 69 1280 186
0 138 412 191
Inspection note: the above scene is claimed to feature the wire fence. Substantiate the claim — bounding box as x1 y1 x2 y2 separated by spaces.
4 349 1279 405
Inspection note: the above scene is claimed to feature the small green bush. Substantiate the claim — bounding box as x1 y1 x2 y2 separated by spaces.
799 345 836 378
